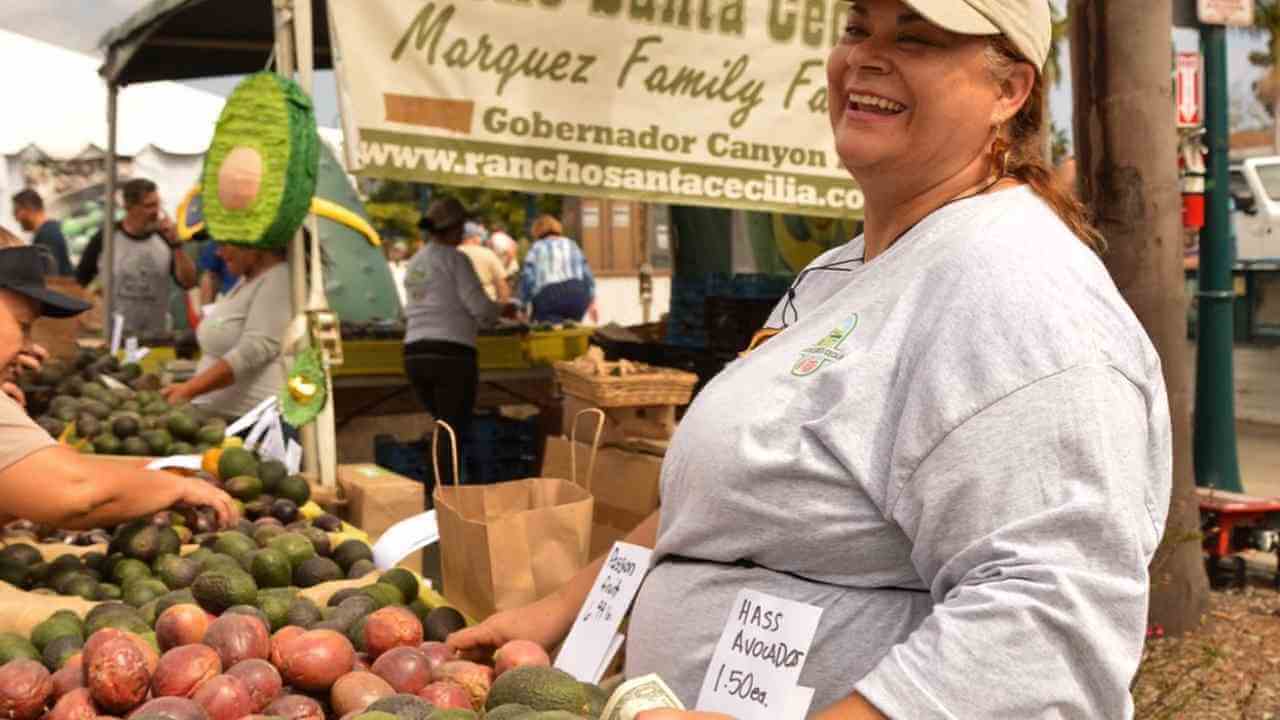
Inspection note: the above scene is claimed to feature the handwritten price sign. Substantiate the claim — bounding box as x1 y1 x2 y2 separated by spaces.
696 589 823 719
555 542 652 682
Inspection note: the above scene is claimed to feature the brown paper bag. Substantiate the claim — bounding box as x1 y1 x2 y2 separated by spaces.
432 410 604 620
541 437 664 558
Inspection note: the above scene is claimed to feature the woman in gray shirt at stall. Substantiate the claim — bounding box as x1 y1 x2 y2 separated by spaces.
162 243 290 420
402 196 510 488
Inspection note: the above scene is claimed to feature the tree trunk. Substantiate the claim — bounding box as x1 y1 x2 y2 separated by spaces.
1069 0 1208 635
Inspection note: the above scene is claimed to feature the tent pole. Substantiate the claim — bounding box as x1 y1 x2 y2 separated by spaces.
273 0 322 479
292 0 338 489
104 83 118 346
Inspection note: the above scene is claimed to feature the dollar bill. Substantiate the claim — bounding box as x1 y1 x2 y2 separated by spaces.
600 674 686 720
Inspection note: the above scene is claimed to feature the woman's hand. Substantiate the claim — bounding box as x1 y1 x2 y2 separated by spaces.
161 382 195 404
172 475 239 529
446 592 576 661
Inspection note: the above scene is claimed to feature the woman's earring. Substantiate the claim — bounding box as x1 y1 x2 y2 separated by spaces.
990 135 1010 177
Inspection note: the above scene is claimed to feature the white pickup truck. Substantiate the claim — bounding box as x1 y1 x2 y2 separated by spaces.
1223 157 1280 341
1230 157 1280 261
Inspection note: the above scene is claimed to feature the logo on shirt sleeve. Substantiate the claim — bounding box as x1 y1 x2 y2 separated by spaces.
791 314 858 377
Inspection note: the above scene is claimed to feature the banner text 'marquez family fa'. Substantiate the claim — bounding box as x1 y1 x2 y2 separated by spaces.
330 0 865 217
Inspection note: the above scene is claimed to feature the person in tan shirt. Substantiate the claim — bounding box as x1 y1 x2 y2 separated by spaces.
457 222 511 303
0 246 237 530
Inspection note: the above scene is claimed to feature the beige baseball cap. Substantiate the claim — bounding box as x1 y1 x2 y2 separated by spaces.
902 0 1052 71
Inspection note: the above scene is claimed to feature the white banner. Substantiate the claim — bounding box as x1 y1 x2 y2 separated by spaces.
329 0 864 218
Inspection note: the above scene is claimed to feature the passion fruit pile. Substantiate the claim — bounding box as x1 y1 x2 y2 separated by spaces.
0 570 611 720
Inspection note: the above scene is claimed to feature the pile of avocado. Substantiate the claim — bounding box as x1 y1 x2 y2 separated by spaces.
0 512 382 628
24 348 226 456
216 447 312 513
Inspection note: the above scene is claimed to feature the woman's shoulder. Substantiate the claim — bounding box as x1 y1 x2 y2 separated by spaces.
909 187 1159 381
926 186 1112 301
260 261 293 290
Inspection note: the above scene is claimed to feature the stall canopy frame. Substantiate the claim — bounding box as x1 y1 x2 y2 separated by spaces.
100 0 341 482
100 0 334 87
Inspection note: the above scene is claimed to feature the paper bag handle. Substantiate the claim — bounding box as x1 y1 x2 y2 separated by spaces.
430 420 462 488
568 408 605 492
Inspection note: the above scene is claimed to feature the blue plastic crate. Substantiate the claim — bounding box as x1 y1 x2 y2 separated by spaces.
464 455 537 484
373 435 429 483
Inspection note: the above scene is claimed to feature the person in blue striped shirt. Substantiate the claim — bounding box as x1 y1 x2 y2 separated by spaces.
518 215 598 324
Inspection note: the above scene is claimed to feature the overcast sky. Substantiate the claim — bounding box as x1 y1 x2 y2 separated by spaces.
0 0 1272 149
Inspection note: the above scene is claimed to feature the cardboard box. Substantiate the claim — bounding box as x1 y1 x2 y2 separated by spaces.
336 464 426 540
542 436 663 557
561 394 676 447
32 279 97 364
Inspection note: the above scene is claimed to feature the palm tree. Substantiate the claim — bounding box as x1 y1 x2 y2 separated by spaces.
1247 0 1280 149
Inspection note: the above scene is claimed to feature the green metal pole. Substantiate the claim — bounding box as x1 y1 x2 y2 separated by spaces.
1194 25 1242 492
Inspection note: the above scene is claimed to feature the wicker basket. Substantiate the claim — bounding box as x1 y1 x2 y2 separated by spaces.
555 356 698 408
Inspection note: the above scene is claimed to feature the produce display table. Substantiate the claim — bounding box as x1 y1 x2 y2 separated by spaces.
335 326 594 378
332 368 555 427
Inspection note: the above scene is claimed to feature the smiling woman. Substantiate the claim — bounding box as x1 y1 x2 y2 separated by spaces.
448 3 1172 719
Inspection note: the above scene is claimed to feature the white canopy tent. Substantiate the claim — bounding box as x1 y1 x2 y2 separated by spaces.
0 28 222 247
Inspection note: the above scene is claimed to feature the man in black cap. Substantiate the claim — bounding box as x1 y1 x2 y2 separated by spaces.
0 246 238 530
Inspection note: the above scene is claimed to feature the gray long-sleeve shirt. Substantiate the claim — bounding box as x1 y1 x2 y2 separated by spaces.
404 242 500 348
193 263 290 419
625 186 1172 718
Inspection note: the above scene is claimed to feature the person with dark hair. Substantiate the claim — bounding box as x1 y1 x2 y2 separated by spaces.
11 189 73 276
0 246 236 530
402 197 510 487
518 214 597 323
452 1 1171 717
162 243 291 420
76 178 197 336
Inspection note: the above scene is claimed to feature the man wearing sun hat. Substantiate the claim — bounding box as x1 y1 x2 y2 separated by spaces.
0 246 238 531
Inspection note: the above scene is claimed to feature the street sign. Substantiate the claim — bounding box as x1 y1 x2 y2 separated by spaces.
1176 52 1203 128
1198 0 1254 26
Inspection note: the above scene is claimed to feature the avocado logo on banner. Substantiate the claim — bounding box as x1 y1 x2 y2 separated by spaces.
791 314 858 377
